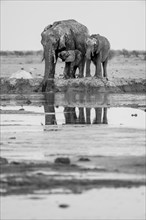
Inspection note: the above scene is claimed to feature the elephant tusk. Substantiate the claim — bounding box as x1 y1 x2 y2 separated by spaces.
53 53 56 63
92 51 94 56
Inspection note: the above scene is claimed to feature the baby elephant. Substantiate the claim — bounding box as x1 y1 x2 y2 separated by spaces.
58 50 83 78
86 34 110 78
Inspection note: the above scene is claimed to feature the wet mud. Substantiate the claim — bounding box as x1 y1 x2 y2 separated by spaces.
0 77 146 94
0 88 146 219
0 155 146 196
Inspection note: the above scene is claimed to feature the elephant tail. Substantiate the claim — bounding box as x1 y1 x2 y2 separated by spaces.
42 50 45 62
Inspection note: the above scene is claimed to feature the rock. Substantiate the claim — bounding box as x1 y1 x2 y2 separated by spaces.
0 157 8 165
11 161 21 165
19 108 25 111
59 204 69 208
131 114 138 117
78 157 90 162
10 69 33 79
25 99 31 105
54 157 70 165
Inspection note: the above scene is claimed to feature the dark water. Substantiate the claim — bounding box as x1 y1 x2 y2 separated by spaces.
1 92 145 161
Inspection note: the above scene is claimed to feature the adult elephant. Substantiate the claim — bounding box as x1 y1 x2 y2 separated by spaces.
85 34 110 78
41 19 89 89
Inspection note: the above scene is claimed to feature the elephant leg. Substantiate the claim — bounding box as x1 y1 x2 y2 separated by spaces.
95 56 102 78
103 58 108 78
72 66 77 78
78 64 83 78
85 59 91 77
78 57 85 78
70 64 76 78
63 63 71 79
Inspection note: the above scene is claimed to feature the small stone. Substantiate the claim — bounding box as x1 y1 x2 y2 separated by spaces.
131 114 137 117
9 137 16 139
11 161 20 165
25 99 31 105
54 157 70 165
59 204 69 208
78 157 90 162
19 108 25 111
0 157 8 165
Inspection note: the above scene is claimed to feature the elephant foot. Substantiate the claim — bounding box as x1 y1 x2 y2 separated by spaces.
42 78 55 92
78 74 83 78
41 79 47 92
95 75 102 79
63 75 69 79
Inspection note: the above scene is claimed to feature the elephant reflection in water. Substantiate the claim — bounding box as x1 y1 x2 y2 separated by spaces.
64 107 77 124
44 93 57 125
64 107 108 125
43 93 108 125
93 107 108 124
64 107 87 124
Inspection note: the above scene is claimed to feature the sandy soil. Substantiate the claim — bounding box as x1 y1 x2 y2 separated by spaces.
1 55 145 79
1 55 146 94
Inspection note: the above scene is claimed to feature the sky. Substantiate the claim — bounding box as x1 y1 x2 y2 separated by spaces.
1 0 145 51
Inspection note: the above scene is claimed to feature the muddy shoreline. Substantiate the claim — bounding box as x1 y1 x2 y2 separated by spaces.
0 77 146 94
1 155 145 196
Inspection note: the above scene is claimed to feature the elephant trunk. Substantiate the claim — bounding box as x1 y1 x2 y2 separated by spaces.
86 48 92 60
44 45 56 79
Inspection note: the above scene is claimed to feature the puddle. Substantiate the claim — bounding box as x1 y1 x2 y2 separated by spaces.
0 93 146 161
1 187 145 220
1 105 145 128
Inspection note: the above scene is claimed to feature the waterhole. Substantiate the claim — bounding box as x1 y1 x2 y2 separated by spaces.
0 93 145 161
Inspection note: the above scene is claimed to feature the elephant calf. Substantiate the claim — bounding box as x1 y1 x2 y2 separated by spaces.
58 50 83 78
86 34 110 78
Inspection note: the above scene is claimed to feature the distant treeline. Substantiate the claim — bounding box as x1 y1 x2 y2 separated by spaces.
108 49 146 60
0 50 43 56
0 49 145 60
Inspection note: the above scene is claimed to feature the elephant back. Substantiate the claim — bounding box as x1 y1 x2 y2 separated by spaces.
53 19 89 35
43 19 89 53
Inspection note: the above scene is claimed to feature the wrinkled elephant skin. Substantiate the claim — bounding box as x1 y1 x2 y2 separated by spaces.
86 34 110 78
41 19 89 90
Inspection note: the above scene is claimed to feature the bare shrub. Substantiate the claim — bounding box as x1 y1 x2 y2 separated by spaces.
122 49 130 58
131 50 139 57
108 50 116 60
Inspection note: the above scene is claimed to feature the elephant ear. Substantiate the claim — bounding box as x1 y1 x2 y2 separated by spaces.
65 51 75 62
95 35 103 54
58 34 66 50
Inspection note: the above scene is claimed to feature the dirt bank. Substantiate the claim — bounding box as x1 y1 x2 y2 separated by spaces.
0 77 146 94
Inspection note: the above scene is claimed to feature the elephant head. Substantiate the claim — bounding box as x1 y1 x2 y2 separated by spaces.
58 50 75 62
41 28 68 80
85 34 102 60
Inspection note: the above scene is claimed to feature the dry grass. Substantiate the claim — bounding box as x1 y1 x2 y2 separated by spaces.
0 54 145 79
